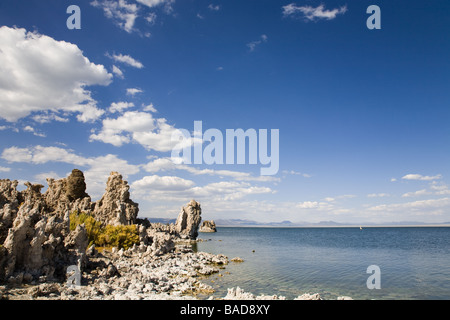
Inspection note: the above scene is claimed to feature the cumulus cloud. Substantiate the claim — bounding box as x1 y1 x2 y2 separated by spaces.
109 101 135 113
282 3 347 21
89 111 182 152
0 26 112 123
132 175 195 191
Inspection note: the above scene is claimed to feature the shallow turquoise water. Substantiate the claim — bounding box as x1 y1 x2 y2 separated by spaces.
195 227 450 300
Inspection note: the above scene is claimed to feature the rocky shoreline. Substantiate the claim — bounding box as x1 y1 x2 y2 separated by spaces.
0 169 351 300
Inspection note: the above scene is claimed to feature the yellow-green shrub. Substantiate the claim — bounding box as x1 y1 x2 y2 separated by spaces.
96 225 140 250
69 211 103 247
69 211 139 250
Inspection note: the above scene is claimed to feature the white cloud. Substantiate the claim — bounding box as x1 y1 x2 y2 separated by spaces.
132 174 274 203
112 65 124 78
296 201 319 209
367 193 390 198
142 157 280 182
89 111 182 152
282 170 312 178
0 166 11 173
110 53 144 69
247 34 268 52
208 4 220 11
402 189 432 198
109 101 135 113
34 171 65 183
0 26 112 123
23 126 46 137
137 0 175 12
2 146 90 166
402 174 442 181
145 12 157 24
368 197 450 214
282 4 347 21
32 113 69 124
89 111 154 147
91 0 139 33
143 103 157 112
127 88 144 96
430 182 450 195
132 175 195 191
191 181 273 201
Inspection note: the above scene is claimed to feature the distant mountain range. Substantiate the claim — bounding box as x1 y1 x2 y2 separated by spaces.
144 217 450 227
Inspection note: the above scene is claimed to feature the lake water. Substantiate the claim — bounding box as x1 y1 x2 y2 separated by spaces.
195 227 450 300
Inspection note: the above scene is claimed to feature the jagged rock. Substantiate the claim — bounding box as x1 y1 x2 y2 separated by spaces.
44 169 92 216
65 169 88 202
1 169 249 301
64 224 88 253
93 172 139 226
28 283 61 298
199 220 216 233
0 179 23 243
149 232 175 256
1 202 85 282
175 200 202 240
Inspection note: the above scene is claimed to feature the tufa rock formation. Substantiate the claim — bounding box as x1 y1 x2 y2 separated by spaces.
0 180 88 282
44 169 93 216
65 169 89 202
93 172 139 226
0 169 204 285
199 220 217 233
175 200 202 240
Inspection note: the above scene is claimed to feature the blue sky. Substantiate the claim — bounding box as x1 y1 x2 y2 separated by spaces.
1 0 450 223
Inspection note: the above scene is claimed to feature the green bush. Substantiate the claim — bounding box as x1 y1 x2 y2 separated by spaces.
70 211 139 250
96 225 140 250
69 211 103 247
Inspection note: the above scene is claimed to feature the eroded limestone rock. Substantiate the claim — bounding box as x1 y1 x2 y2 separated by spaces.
175 200 202 240
93 172 139 226
199 220 216 233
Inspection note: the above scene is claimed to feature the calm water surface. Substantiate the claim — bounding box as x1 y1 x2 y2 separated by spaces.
195 227 450 300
